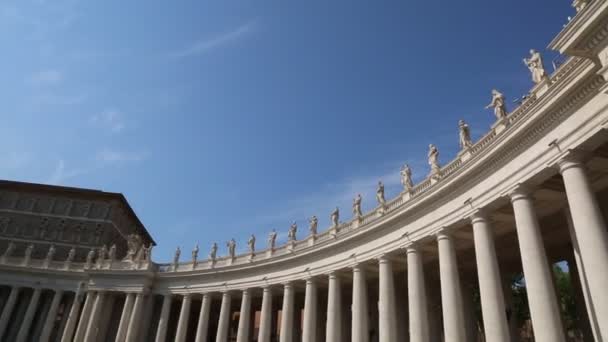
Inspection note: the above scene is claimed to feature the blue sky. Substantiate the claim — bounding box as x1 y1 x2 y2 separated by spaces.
0 0 574 262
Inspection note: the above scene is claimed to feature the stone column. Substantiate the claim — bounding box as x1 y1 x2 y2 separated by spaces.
236 289 252 342
258 287 273 342
125 292 145 342
558 156 608 340
39 289 64 342
0 286 20 339
437 230 467 342
115 293 136 342
60 290 85 342
73 291 96 342
510 186 566 342
155 294 173 342
471 211 511 342
279 282 295 342
407 245 430 342
15 287 42 342
195 293 212 342
352 265 369 342
302 279 318 342
326 272 342 342
216 292 232 342
175 293 192 342
84 291 106 341
378 256 397 342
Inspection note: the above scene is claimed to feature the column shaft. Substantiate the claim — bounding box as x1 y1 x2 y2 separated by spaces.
0 286 20 339
83 291 106 342
73 291 96 342
16 287 42 342
302 279 317 342
559 158 608 340
236 290 252 342
471 212 511 342
155 295 173 342
326 273 342 342
125 293 145 342
437 231 467 342
216 292 232 342
175 294 193 342
279 283 295 342
39 290 64 342
116 293 136 342
352 266 369 342
407 245 430 342
378 257 397 342
195 294 212 342
258 287 273 342
510 188 566 342
60 291 85 342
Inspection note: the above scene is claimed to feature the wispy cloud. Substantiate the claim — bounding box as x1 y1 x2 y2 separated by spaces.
47 159 88 185
168 21 257 59
26 69 64 86
96 149 149 164
90 109 126 133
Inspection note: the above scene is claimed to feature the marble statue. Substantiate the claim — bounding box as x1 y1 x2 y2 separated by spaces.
108 244 117 262
124 233 143 261
209 243 218 261
288 222 297 242
135 246 145 263
3 241 15 257
309 216 318 236
428 144 440 174
173 246 181 265
143 244 153 261
46 244 56 263
85 249 95 268
192 244 199 263
401 164 414 191
248 235 256 255
485 89 507 120
459 120 472 149
98 245 108 262
524 49 548 84
353 194 363 218
376 181 386 205
66 247 76 266
331 207 340 228
268 230 277 250
24 244 34 259
227 239 236 259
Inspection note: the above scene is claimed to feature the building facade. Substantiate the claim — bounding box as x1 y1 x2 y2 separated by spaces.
2 1 608 341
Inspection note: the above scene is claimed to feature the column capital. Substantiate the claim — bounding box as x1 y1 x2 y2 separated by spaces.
507 183 533 203
376 254 392 264
555 150 587 174
327 270 341 279
435 227 453 241
404 242 422 254
470 209 490 224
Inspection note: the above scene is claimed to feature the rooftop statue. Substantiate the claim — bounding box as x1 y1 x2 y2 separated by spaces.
309 216 318 236
331 207 340 228
209 242 218 261
108 244 117 262
3 241 15 257
173 246 181 265
288 222 298 242
353 194 363 219
143 244 153 261
227 239 237 259
66 247 76 264
485 89 507 120
401 164 414 192
192 244 199 263
85 249 95 268
24 244 34 259
248 234 256 255
376 181 386 206
459 120 473 149
523 49 548 84
46 244 56 263
268 229 277 250
124 233 143 262
428 144 440 175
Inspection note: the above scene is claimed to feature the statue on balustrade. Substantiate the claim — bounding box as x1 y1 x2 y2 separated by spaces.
108 244 117 263
331 207 340 228
3 241 15 258
459 120 472 149
98 245 108 265
353 194 363 219
173 246 181 266
428 144 441 175
401 164 414 191
135 245 145 263
66 247 76 264
46 244 56 263
192 244 199 264
209 242 218 261
268 230 277 250
24 244 34 258
288 222 298 242
227 239 237 259
248 234 256 255
85 249 95 268
123 233 143 262
485 89 507 120
524 49 548 84
143 244 153 261
309 216 318 236
376 181 386 206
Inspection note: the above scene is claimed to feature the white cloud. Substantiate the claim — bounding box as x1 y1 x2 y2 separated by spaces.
47 159 87 185
26 69 64 86
96 149 149 163
90 109 126 133
168 21 256 59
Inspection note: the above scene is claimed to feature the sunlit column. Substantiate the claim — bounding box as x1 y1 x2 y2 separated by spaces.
60 289 85 342
236 290 252 342
510 186 566 342
84 291 106 342
558 156 608 340
437 230 467 342
0 286 20 338
471 211 511 342
195 293 212 342
175 293 192 342
302 279 318 342
258 287 273 342
39 289 64 342
73 291 96 342
155 294 173 342
326 272 342 342
378 256 397 342
125 292 145 342
406 244 430 342
279 282 295 342
216 292 232 342
351 265 369 342
115 293 136 342
15 287 42 342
